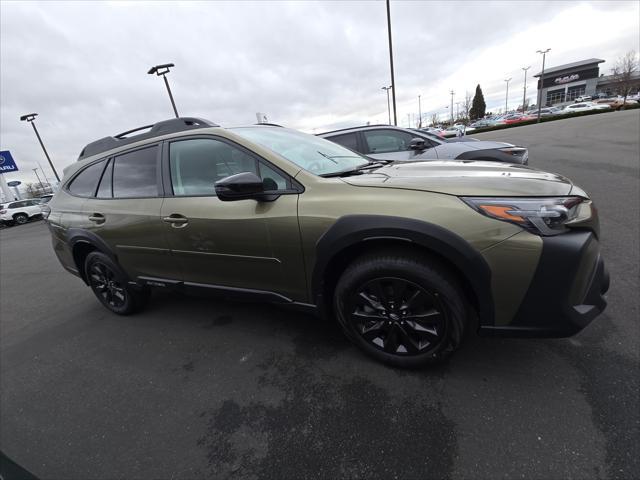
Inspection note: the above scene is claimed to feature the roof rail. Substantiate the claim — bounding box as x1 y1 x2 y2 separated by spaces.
253 122 284 127
78 117 219 160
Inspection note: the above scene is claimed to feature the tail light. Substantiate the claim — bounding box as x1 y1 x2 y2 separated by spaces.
0 209 6 214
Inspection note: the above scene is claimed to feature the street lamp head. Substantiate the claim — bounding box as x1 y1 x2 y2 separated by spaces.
147 63 175 76
20 113 38 122
536 48 551 54
505 78 512 82
522 66 531 71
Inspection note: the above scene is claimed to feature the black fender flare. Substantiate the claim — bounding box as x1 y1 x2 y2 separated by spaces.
312 215 494 326
66 228 119 283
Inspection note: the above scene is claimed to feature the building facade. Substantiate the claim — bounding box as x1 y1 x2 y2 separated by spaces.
534 58 605 106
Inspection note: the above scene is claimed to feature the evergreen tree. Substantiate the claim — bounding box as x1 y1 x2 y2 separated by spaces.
469 84 486 119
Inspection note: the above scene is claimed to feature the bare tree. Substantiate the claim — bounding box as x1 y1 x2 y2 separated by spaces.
612 50 639 104
462 91 473 122
430 112 439 127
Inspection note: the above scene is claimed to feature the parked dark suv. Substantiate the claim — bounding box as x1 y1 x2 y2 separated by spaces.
46 117 609 367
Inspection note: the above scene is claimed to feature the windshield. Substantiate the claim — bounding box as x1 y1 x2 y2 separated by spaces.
232 127 368 176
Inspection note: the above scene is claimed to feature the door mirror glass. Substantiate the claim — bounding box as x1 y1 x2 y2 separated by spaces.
215 172 271 201
409 137 427 151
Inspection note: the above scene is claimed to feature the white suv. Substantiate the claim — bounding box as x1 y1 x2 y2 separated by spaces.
0 199 44 226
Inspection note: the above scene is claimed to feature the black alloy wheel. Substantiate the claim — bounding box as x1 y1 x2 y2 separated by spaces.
84 251 148 315
346 277 446 355
88 261 128 310
334 251 467 367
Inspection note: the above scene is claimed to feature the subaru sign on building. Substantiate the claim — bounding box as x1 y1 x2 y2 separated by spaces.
0 150 19 173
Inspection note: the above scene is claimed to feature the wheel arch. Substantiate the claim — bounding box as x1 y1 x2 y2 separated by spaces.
312 215 495 328
67 228 119 285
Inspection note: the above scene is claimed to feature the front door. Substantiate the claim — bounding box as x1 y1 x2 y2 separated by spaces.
160 136 306 302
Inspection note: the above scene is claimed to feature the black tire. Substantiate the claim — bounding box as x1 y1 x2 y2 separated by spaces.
84 251 149 315
13 213 28 225
334 251 468 368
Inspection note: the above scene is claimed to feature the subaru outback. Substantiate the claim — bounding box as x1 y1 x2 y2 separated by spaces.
46 117 609 367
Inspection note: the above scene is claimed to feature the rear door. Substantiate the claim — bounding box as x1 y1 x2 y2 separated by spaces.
160 136 306 302
75 145 179 281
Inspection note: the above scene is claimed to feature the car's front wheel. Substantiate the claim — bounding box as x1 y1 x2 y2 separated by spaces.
334 251 468 368
84 251 149 315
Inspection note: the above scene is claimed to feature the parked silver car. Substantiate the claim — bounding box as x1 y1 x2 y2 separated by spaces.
319 125 529 164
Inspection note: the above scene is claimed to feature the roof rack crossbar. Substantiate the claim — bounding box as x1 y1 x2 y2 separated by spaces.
78 117 219 160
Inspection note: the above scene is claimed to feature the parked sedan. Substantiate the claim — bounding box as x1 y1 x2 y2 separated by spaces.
319 125 528 164
562 102 611 114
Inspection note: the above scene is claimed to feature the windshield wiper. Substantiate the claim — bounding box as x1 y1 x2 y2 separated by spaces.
319 159 393 178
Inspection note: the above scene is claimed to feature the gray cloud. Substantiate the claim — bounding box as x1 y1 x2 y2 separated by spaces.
0 0 637 187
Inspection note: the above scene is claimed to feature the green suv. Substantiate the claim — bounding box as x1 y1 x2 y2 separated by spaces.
46 118 609 367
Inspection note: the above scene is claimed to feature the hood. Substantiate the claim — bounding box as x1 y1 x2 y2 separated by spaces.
341 160 575 197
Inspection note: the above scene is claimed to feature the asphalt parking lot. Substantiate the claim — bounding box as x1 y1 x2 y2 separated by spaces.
1 110 638 480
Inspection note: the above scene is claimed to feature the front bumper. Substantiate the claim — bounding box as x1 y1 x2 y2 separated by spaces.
480 230 609 337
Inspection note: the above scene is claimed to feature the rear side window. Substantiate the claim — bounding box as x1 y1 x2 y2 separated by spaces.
112 147 159 198
329 133 359 152
68 160 107 197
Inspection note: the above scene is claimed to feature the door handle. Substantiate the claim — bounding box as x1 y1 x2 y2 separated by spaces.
88 213 105 224
163 214 189 227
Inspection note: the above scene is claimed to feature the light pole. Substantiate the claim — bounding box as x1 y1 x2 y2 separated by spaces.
418 94 422 128
381 86 392 124
385 0 397 126
32 168 45 194
522 66 531 112
449 90 455 124
148 63 179 118
20 113 60 182
504 78 512 113
536 48 551 122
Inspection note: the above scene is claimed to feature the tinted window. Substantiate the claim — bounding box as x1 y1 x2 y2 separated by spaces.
96 159 113 198
68 160 107 197
363 129 415 154
329 133 359 152
113 147 158 198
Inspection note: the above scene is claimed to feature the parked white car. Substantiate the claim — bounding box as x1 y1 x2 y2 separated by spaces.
562 102 611 114
574 95 592 102
0 199 44 226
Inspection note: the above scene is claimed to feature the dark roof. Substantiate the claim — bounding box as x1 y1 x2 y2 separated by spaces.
534 58 605 77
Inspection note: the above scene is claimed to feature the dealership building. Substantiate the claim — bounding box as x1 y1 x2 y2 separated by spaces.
535 58 640 106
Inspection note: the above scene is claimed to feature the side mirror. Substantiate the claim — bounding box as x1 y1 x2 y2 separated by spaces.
409 137 427 151
215 172 267 201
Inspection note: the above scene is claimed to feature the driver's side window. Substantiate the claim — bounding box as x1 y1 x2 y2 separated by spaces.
363 130 415 154
169 138 288 196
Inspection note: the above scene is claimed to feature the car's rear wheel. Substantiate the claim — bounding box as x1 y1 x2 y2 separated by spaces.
84 251 148 315
13 213 28 225
334 251 467 368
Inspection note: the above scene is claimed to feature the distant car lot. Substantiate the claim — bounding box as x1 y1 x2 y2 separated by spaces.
1 109 638 479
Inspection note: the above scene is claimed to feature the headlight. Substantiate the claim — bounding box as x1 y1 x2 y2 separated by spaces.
462 196 584 236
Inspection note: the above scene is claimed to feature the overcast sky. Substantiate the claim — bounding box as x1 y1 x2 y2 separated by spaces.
1 0 638 186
